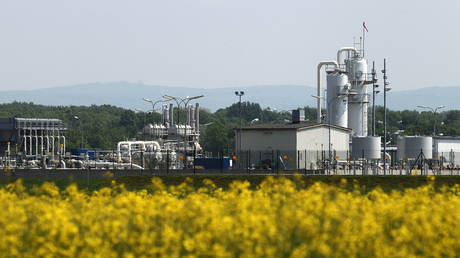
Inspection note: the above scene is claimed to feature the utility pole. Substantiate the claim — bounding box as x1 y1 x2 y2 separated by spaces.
382 58 390 175
372 61 379 136
235 91 245 158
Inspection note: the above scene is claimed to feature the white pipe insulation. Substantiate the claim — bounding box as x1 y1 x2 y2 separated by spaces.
117 141 161 162
317 61 338 123
337 47 359 66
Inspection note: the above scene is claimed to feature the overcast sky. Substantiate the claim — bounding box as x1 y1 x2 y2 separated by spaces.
1 0 459 91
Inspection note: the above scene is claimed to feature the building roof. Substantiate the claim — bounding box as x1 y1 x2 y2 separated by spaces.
239 122 351 132
433 136 460 140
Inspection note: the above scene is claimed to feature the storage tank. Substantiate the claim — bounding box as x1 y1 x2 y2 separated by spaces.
344 57 369 137
326 72 349 128
396 136 406 160
347 85 368 136
347 58 368 82
351 136 381 160
403 136 433 159
162 105 169 126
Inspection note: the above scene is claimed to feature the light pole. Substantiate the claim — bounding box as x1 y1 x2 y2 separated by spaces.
163 94 204 168
235 91 245 156
73 116 83 149
142 98 165 123
416 105 446 136
371 61 380 136
382 58 391 175
135 108 147 126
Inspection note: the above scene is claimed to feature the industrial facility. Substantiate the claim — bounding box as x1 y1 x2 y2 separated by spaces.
0 33 459 175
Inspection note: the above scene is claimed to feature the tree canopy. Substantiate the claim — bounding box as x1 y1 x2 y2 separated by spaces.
0 101 458 155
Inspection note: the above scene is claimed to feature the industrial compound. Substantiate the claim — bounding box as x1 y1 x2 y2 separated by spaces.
0 35 459 174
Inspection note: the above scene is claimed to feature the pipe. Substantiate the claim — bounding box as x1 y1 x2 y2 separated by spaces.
337 47 359 66
195 103 200 135
35 130 38 156
169 103 174 125
61 136 66 155
23 136 27 155
317 61 338 123
117 141 161 162
187 105 192 126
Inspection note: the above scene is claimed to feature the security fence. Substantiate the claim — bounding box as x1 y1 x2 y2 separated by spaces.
1 148 460 176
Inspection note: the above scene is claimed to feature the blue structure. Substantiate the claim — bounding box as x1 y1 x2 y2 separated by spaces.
70 149 100 160
194 157 230 170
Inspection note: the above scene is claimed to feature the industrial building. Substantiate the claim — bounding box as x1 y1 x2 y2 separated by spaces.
0 118 66 157
235 120 351 170
433 136 460 167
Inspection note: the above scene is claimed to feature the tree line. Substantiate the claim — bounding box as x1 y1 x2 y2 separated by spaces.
0 102 457 154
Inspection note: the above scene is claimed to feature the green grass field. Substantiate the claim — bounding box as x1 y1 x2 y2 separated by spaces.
1 174 460 193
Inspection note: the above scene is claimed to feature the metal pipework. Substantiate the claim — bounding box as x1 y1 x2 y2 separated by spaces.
337 47 359 66
195 103 200 136
317 61 338 123
169 103 174 125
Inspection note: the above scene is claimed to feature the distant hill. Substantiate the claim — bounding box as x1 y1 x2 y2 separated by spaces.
0 82 458 111
0 82 317 112
375 86 460 111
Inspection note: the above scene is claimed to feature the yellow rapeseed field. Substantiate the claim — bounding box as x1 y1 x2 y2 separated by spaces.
0 176 459 257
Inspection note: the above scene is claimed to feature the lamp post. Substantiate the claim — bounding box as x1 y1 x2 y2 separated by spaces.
416 105 446 136
135 108 147 126
163 94 204 168
235 91 245 156
142 98 165 123
371 61 380 136
73 116 83 149
382 58 391 175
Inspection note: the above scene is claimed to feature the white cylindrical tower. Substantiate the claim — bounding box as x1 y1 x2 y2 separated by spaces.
162 104 169 127
347 57 369 136
326 72 349 128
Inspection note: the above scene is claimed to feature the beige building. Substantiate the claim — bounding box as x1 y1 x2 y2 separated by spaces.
235 123 351 170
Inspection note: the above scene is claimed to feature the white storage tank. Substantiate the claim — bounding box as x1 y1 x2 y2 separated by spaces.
346 57 369 137
326 72 349 128
347 58 368 82
403 136 432 159
396 136 406 160
347 85 368 137
351 136 381 160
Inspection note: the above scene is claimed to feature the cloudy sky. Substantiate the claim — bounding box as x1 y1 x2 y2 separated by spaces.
1 0 459 91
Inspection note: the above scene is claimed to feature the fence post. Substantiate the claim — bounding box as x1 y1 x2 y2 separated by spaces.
297 150 300 170
304 149 307 174
247 150 250 174
166 149 169 175
220 152 223 174
193 144 196 175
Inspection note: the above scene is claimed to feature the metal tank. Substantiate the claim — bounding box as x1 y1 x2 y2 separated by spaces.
347 58 368 82
162 105 169 126
346 57 369 136
396 136 406 160
351 136 381 160
326 72 349 128
403 136 433 159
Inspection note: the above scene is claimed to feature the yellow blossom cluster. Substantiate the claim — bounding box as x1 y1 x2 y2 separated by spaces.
0 176 459 257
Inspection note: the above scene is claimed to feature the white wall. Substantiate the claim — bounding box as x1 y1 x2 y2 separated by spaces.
296 127 350 151
238 130 296 151
433 138 460 165
236 126 350 170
